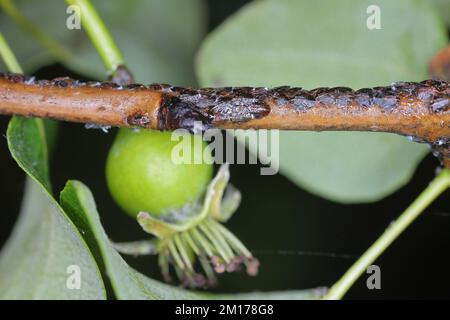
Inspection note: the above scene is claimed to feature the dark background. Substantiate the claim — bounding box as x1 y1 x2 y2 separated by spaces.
1 0 449 299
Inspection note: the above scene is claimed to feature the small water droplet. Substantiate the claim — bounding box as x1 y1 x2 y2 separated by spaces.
24 76 35 85
84 123 111 133
407 135 426 143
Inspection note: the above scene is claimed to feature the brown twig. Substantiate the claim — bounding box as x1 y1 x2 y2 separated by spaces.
0 72 449 166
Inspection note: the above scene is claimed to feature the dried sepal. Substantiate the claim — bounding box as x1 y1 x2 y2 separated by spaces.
122 164 257 288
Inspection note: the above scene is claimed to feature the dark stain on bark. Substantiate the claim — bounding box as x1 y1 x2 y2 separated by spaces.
157 95 214 133
126 112 150 127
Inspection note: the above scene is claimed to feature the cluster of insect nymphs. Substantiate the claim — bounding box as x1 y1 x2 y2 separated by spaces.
135 164 259 288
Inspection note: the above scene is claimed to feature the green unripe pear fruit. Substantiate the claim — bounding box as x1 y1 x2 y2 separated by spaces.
106 128 213 217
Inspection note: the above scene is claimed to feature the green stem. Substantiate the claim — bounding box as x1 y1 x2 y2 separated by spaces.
167 238 185 270
158 251 170 281
324 168 450 300
199 256 216 283
173 233 193 271
182 231 200 255
198 222 231 263
112 239 157 256
65 0 125 75
0 0 68 62
211 218 252 258
190 228 214 257
0 32 23 73
204 219 234 259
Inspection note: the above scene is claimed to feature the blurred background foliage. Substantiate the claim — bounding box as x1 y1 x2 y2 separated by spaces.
0 0 450 298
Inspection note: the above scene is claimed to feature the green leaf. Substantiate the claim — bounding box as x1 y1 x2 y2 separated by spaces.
196 0 448 203
0 0 207 84
60 180 326 300
0 117 105 299
428 0 450 26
